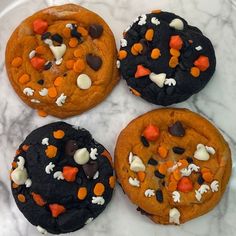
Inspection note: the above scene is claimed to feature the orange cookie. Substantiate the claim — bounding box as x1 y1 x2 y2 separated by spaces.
115 108 231 224
5 4 119 118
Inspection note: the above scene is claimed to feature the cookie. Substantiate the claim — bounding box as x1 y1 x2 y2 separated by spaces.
5 4 119 118
10 122 115 234
115 108 231 224
118 10 216 105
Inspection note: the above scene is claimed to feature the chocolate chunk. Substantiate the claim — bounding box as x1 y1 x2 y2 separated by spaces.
197 175 204 185
41 32 51 40
140 136 149 147
172 147 185 154
37 79 44 85
187 157 193 163
156 189 163 203
65 140 78 156
82 161 98 179
168 121 185 137
154 170 165 179
148 158 158 165
86 54 102 71
89 24 103 39
44 61 52 70
51 33 63 44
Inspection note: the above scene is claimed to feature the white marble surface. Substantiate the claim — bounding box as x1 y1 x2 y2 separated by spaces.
0 0 236 235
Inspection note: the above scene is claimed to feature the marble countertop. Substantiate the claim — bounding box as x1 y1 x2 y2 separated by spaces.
0 0 236 235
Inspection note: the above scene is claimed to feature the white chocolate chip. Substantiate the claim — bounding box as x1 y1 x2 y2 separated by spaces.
92 196 105 205
169 208 180 224
73 148 90 165
194 144 210 161
210 180 219 192
11 168 28 185
128 177 140 187
39 88 48 96
45 162 55 174
151 17 160 25
29 50 36 59
195 46 203 51
37 225 47 234
172 191 180 203
56 93 67 106
149 73 166 88
169 18 184 30
23 88 34 96
77 74 92 90
25 178 32 188
130 155 145 172
144 189 155 197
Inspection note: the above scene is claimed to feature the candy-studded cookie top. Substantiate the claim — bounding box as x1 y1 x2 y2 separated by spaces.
5 4 119 118
118 11 216 105
10 122 115 234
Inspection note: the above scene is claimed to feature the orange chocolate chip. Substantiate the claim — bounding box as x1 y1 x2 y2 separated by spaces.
35 45 47 54
66 60 75 69
132 43 143 54
169 56 179 68
118 50 127 60
53 130 65 139
151 48 161 59
158 163 167 175
31 192 46 206
151 9 162 14
130 88 141 97
37 110 48 117
94 183 105 196
77 187 87 200
169 35 183 50
131 47 139 56
62 27 71 38
15 149 21 156
137 171 146 182
45 145 57 158
62 166 79 182
173 169 182 181
73 59 85 73
145 29 154 41
18 194 26 203
11 57 23 67
74 49 83 58
69 37 78 48
54 77 63 87
166 160 175 168
19 74 30 84
202 171 214 183
77 27 88 36
178 159 189 169
158 146 168 159
22 145 30 152
135 65 151 78
109 176 116 188
170 48 180 57
49 204 66 218
194 56 210 71
12 183 19 189
12 162 18 169
201 167 210 173
191 67 200 77
48 87 58 98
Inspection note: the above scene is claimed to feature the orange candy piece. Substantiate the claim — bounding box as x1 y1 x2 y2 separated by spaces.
137 171 146 182
202 172 214 182
170 48 180 57
158 163 167 175
48 87 58 98
54 77 63 87
73 59 85 73
94 183 105 196
194 56 210 71
11 57 22 67
62 27 71 38
49 204 66 218
145 29 154 41
17 194 26 203
169 56 179 68
77 27 88 36
131 43 143 56
77 187 87 200
109 176 116 188
66 60 75 69
33 19 48 35
45 145 57 158
118 50 127 60
74 49 83 58
169 35 183 50
19 74 30 84
177 177 193 193
63 166 79 182
53 130 65 139
158 146 168 159
30 57 46 70
191 67 200 77
143 124 159 141
135 65 151 78
31 192 46 206
151 48 161 59
69 37 78 48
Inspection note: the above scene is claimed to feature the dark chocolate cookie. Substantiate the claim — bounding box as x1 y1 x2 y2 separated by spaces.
118 10 216 105
10 122 115 234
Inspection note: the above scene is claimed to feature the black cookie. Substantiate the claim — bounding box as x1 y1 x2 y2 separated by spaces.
10 122 115 234
118 10 216 105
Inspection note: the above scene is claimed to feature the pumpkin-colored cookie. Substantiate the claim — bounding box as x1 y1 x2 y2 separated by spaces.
5 4 119 118
115 108 231 224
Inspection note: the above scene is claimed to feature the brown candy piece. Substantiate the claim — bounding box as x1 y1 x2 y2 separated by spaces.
89 24 103 39
65 140 78 156
82 161 98 179
86 54 102 71
168 121 185 137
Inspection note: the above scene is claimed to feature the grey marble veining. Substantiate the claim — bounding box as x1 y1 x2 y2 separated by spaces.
0 0 236 235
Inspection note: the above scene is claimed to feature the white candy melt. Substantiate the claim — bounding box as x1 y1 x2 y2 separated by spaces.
144 189 155 197
56 93 67 106
172 191 180 203
130 155 145 172
169 208 180 224
151 17 160 25
128 177 140 187
77 74 92 90
45 162 55 174
194 144 210 161
92 196 105 205
169 18 184 30
149 73 166 88
23 88 34 96
211 180 219 192
74 148 90 165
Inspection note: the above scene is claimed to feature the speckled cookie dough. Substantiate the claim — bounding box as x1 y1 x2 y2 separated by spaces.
118 10 216 105
115 108 231 224
5 4 119 118
10 122 115 234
